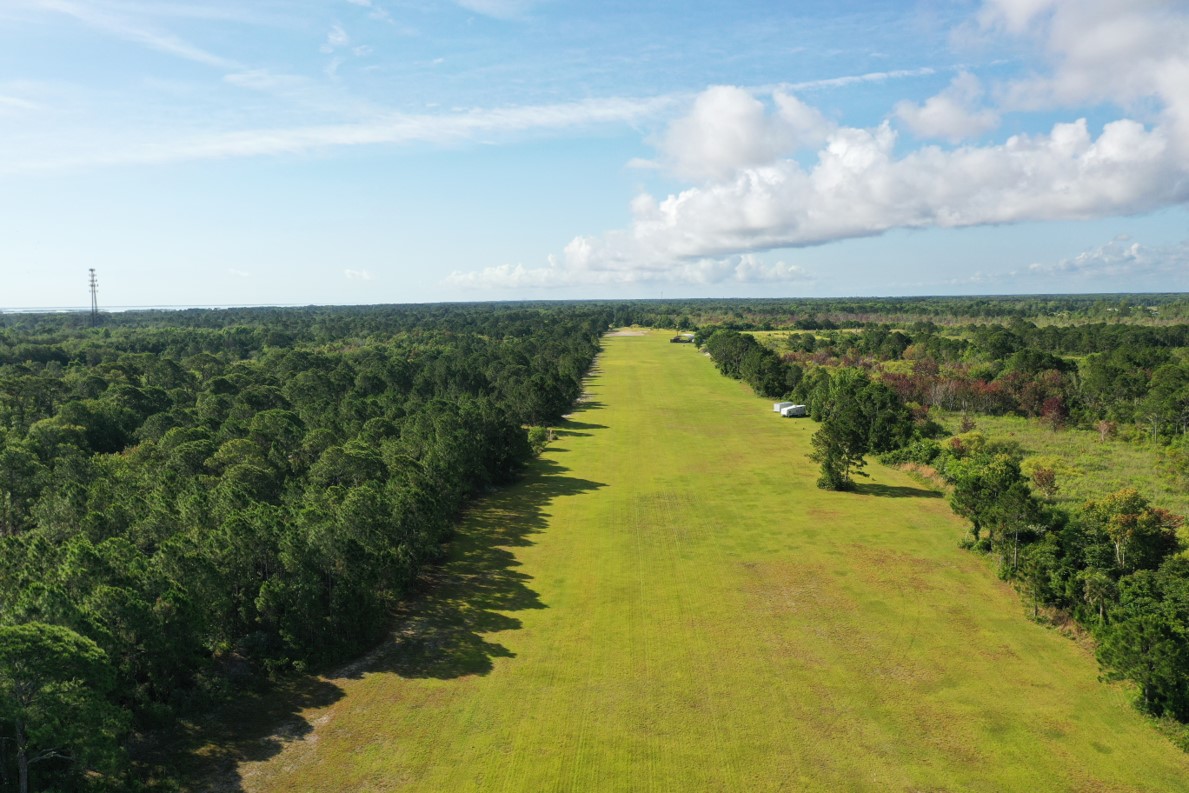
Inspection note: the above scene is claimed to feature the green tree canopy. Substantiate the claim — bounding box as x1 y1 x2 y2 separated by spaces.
0 622 126 793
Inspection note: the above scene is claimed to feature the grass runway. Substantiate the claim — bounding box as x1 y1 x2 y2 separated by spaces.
233 330 1189 792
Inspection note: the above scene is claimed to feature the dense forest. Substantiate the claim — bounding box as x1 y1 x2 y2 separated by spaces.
607 292 1189 329
653 295 1189 490
689 295 1189 735
0 303 609 792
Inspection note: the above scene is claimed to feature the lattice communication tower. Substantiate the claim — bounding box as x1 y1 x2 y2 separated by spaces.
89 268 99 326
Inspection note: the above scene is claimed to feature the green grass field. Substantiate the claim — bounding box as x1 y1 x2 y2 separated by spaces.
942 412 1189 518
225 330 1189 792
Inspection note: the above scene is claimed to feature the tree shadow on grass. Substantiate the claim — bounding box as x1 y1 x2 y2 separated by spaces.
554 420 608 438
554 428 608 439
563 399 605 423
162 431 606 791
853 481 943 499
137 673 345 792
350 456 606 680
571 400 606 412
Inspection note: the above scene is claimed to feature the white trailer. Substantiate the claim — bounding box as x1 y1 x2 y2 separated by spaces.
773 401 794 413
780 404 808 417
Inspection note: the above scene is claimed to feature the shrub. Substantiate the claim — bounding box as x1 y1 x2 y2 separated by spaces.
527 426 553 456
879 438 941 466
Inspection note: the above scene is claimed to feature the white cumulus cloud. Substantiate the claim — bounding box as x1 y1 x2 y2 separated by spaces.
1026 236 1189 281
981 0 1189 154
564 111 1185 270
449 101 1186 289
894 72 999 141
344 268 373 280
449 0 1189 291
445 250 809 289
977 0 1057 34
657 86 831 182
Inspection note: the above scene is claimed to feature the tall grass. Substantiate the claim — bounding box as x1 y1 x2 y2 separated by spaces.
939 411 1188 517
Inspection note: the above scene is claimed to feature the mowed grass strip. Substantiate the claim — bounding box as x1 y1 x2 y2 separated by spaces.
235 330 1189 793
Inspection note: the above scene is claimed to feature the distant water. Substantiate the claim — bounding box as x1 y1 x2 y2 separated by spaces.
0 304 306 314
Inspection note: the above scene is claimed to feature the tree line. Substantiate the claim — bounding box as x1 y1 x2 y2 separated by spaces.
0 303 610 792
698 321 1189 732
592 293 1189 332
883 435 1189 725
699 329 924 490
605 297 1186 477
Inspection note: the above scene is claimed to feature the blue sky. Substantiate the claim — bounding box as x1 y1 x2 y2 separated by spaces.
1 0 1186 308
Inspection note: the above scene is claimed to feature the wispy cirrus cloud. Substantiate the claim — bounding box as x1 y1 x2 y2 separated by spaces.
0 55 943 174
345 0 393 24
221 68 383 118
0 95 42 113
453 0 546 21
773 66 937 94
67 2 289 26
2 94 678 172
28 0 240 69
320 23 350 54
